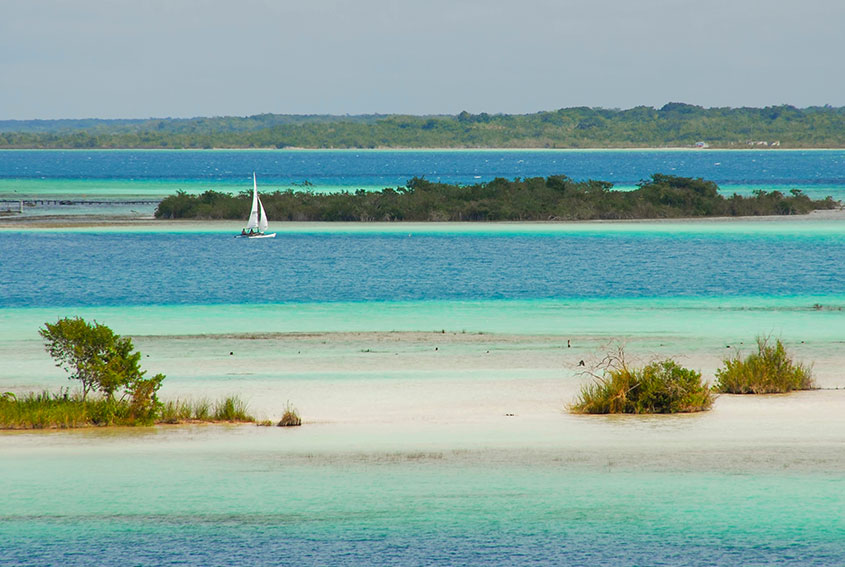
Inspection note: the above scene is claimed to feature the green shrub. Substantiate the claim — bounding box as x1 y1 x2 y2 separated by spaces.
714 337 815 394
571 357 713 414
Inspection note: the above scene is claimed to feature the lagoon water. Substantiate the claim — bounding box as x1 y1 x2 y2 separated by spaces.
2 228 844 307
1 149 844 216
1 150 844 566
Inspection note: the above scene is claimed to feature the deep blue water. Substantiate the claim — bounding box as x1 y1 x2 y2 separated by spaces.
1 149 844 190
2 232 843 307
3 521 842 567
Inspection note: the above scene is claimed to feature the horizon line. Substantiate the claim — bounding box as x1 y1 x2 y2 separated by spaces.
2 102 842 123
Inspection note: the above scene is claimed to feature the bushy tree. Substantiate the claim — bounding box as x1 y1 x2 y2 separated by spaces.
39 317 164 417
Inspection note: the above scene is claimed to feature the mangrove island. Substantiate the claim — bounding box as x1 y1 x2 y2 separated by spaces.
155 174 840 222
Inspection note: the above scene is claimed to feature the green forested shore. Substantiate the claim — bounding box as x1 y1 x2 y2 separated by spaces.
3 104 845 149
155 174 839 222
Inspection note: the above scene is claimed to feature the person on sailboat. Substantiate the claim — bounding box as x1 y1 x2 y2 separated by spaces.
237 173 276 238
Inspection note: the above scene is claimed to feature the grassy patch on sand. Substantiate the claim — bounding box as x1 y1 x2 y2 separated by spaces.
0 391 255 430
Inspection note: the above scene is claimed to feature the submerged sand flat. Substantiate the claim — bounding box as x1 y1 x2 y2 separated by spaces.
5 329 844 475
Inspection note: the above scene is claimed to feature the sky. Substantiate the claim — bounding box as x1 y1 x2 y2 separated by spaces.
1 0 844 119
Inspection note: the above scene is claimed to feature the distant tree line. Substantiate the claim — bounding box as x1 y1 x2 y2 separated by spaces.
154 174 839 222
3 104 845 149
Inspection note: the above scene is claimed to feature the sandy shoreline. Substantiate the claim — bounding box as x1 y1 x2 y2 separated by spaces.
1 206 844 231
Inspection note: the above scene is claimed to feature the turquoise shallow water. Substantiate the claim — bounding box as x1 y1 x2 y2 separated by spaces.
2 427 844 566
3 468 843 566
1 178 839 199
2 296 843 341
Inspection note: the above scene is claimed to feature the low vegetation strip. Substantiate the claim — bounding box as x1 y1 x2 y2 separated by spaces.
155 174 839 222
0 392 255 429
158 396 254 424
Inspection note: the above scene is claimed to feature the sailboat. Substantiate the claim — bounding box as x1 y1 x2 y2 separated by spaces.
237 173 276 239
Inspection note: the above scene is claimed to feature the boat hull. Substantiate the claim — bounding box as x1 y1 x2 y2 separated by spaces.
235 232 276 239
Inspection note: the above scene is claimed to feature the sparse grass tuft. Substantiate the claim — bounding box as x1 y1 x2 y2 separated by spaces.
715 337 815 394
193 398 211 421
277 402 302 427
570 349 713 414
159 399 193 423
212 396 254 422
158 398 215 423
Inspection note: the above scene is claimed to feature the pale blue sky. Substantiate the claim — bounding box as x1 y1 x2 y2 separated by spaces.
1 0 843 119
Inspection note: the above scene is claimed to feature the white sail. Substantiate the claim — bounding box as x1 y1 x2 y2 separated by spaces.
238 173 275 238
258 197 269 232
245 173 259 230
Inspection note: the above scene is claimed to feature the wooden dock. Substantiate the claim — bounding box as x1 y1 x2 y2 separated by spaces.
0 199 160 215
0 199 160 206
